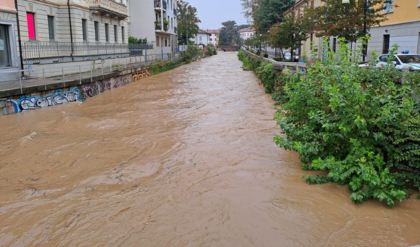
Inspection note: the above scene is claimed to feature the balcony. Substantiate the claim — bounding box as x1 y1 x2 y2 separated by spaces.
89 0 128 19
154 0 167 11
155 22 162 31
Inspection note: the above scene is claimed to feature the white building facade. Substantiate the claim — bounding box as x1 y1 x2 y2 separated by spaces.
206 29 219 46
130 0 178 56
0 0 20 73
239 27 254 41
190 29 210 46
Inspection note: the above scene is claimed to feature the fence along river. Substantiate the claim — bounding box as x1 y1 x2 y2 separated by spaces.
0 52 420 246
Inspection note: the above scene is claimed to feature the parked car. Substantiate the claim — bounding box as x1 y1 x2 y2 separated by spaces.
283 51 299 61
360 52 420 71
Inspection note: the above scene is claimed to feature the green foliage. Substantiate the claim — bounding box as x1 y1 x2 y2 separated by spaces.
268 13 313 55
177 0 201 45
128 37 148 44
239 50 275 93
219 20 241 46
181 44 202 63
306 0 389 43
254 0 294 33
206 46 217 56
148 58 185 75
274 37 420 207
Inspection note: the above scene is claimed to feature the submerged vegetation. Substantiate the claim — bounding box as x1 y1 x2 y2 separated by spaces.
239 39 420 207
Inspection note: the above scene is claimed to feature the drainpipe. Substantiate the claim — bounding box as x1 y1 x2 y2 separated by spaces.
14 0 24 76
67 0 74 61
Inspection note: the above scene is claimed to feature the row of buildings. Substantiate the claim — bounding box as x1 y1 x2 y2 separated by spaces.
188 28 255 47
285 0 420 60
0 0 179 75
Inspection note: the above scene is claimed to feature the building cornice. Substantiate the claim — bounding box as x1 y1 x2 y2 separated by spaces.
0 6 17 14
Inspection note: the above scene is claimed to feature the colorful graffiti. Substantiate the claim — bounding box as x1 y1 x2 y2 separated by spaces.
132 69 151 83
18 87 81 112
0 99 18 115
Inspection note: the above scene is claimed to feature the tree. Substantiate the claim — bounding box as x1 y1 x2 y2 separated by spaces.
177 0 201 45
219 21 240 46
254 0 294 33
237 24 250 30
306 0 388 43
268 13 313 60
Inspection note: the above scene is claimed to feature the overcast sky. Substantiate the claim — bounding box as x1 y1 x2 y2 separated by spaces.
184 0 248 30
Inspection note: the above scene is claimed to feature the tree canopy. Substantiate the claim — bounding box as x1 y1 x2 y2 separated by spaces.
254 0 294 33
306 0 388 42
176 0 201 45
219 21 240 46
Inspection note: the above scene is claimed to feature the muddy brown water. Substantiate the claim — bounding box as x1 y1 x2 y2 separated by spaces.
1 52 420 246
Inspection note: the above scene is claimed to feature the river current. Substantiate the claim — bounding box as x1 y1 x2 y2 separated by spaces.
0 52 419 246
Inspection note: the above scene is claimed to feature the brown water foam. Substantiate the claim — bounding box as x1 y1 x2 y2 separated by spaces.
0 52 420 246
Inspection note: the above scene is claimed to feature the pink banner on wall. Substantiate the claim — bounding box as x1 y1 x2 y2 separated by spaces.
27 13 35 39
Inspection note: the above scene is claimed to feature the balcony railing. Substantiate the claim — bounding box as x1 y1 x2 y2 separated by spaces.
155 22 162 30
154 0 167 10
89 0 128 19
23 42 153 65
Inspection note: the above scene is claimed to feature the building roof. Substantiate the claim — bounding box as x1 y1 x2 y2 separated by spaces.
198 29 211 36
239 27 254 33
205 29 221 34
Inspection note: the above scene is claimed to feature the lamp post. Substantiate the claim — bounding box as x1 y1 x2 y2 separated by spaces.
342 0 367 62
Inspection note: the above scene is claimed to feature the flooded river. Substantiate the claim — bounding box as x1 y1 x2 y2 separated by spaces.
1 52 420 246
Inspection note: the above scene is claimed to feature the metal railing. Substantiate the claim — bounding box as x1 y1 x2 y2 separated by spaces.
0 52 181 93
23 42 154 65
154 0 167 10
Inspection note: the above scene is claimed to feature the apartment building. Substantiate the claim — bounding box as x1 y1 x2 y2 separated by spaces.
129 0 178 56
239 27 254 41
12 0 131 66
0 0 19 69
206 29 220 46
368 0 420 55
284 0 322 60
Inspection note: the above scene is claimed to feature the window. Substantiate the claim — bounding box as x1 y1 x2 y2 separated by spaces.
171 18 173 28
82 19 87 41
27 13 36 40
383 34 390 54
199 36 202 41
384 0 394 13
94 21 99 41
210 38 212 41
105 23 109 42
0 24 11 67
156 35 159 46
165 38 167 47
114 25 117 42
122 26 125 43
332 38 337 52
48 16 54 41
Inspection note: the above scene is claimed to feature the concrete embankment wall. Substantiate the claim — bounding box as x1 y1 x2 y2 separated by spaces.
0 63 157 116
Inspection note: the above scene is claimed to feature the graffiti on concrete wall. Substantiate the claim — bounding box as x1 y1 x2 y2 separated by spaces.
82 75 131 98
132 69 151 83
0 99 18 115
18 87 81 112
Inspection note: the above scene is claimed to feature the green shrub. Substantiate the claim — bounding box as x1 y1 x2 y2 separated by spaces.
274 37 420 207
273 57 282 61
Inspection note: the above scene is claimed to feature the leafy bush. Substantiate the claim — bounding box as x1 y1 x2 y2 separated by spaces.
274 38 420 207
149 58 184 75
181 45 202 63
273 57 282 61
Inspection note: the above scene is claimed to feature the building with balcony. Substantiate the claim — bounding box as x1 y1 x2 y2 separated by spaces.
129 0 178 56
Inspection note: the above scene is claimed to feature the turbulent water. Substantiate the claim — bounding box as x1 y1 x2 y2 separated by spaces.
1 52 420 246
